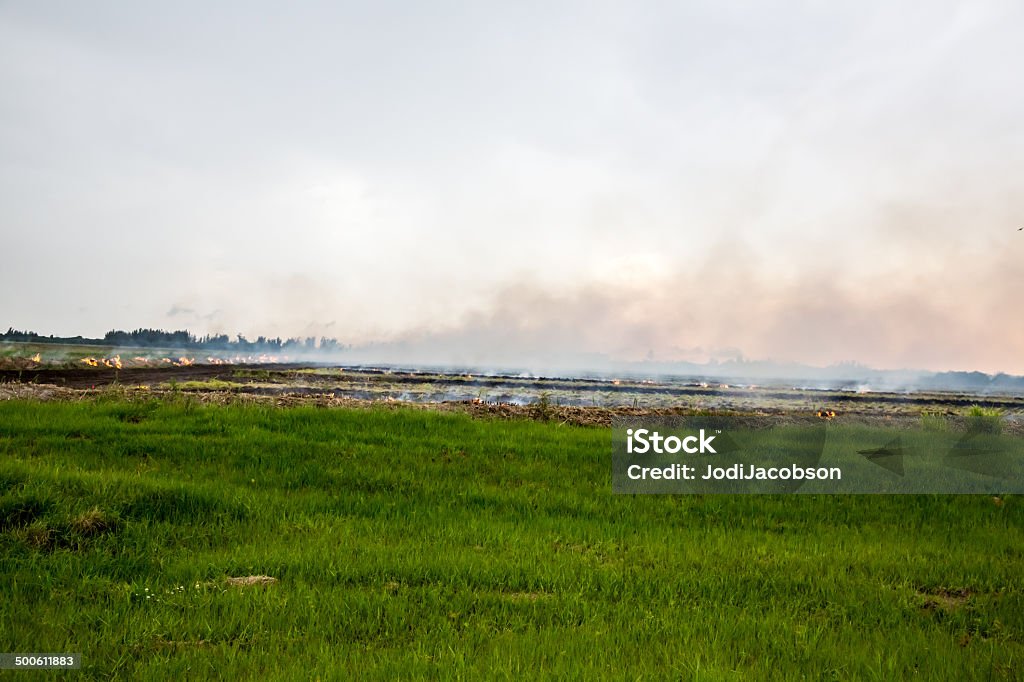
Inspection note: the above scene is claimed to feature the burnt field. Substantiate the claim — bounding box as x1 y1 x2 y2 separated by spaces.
3 362 1024 425
0 363 298 389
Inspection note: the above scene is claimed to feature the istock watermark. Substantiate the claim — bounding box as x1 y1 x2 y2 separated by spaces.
612 416 1024 494
626 428 719 454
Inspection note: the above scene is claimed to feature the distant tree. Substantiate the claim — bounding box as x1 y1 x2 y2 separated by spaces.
4 325 347 355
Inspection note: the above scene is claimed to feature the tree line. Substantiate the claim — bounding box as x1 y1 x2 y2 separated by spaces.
2 327 347 353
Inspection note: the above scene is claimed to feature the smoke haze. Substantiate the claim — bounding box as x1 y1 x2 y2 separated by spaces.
2 1 1022 373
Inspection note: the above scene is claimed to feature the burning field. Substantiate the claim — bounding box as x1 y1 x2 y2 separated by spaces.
3 343 1024 427
0 344 286 371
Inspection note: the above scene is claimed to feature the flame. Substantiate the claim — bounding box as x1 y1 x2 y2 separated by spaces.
99 355 123 369
30 353 41 363
72 353 283 368
81 355 124 369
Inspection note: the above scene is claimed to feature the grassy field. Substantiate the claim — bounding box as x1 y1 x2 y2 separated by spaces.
1 397 1022 679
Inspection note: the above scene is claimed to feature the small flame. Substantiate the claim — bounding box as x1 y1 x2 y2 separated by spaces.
100 355 123 369
81 357 99 367
30 353 41 363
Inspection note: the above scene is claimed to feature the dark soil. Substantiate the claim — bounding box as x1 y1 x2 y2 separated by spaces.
0 364 300 389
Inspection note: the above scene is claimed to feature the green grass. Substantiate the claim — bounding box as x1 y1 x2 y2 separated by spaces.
967 405 1005 435
231 369 273 381
0 399 1022 679
162 379 245 391
921 411 950 432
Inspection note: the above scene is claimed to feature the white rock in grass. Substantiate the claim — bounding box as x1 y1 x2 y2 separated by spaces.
225 575 278 588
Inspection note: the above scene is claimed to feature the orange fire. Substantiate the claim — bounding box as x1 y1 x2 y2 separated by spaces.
80 356 123 369
30 353 41 363
100 355 123 369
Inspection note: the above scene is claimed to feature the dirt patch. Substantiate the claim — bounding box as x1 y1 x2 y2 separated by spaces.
226 575 278 588
918 587 973 611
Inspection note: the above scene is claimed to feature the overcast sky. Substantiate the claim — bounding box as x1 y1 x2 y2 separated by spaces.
2 1 1023 373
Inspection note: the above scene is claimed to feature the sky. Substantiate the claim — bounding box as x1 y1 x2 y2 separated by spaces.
2 1 1023 374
